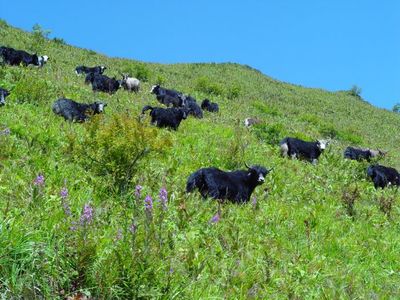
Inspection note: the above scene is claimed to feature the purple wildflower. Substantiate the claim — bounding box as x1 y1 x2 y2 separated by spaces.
60 187 68 199
1 128 10 135
159 187 168 211
115 228 123 241
135 185 143 199
62 200 71 216
209 212 220 224
144 195 153 212
80 203 94 225
34 174 45 186
129 222 137 234
70 221 77 231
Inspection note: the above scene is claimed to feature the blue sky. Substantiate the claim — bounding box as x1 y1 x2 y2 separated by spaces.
2 0 399 109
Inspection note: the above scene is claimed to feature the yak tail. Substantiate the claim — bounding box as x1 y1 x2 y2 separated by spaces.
279 137 289 157
141 105 153 115
186 169 204 193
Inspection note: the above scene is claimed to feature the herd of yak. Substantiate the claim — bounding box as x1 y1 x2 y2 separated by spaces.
1 46 399 204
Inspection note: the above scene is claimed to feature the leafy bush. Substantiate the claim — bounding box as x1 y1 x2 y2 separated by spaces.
155 74 166 85
31 24 51 52
227 83 241 99
134 64 151 82
195 76 224 96
253 123 285 145
53 37 66 45
71 113 172 193
349 85 362 98
11 75 57 105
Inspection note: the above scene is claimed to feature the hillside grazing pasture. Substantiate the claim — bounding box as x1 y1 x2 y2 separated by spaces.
1 21 400 299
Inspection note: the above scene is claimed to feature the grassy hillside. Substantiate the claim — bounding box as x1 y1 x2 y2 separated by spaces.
1 20 400 299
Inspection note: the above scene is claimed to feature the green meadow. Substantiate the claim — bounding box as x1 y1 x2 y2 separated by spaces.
1 21 400 299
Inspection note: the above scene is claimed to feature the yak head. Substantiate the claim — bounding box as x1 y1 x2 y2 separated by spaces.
245 163 273 184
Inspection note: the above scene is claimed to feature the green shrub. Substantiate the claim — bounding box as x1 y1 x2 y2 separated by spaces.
72 113 172 193
348 85 362 98
155 74 166 85
195 76 224 96
11 75 57 105
134 64 151 82
31 24 51 52
53 37 66 45
253 123 285 145
227 83 241 99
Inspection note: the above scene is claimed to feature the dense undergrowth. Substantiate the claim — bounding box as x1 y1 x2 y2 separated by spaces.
1 20 400 299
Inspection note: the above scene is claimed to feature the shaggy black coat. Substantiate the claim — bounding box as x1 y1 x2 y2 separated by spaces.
151 84 182 98
85 73 121 94
344 146 383 161
0 87 10 106
156 94 185 108
75 65 106 75
0 46 44 67
186 165 271 203
367 165 400 189
280 137 326 163
141 105 188 130
183 95 203 118
52 98 106 122
201 99 219 112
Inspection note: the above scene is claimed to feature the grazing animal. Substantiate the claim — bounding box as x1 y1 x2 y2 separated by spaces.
367 164 400 189
344 146 386 161
280 137 328 164
0 88 10 106
201 99 219 112
0 46 48 67
141 105 188 130
121 74 140 93
52 98 107 122
244 117 262 127
85 73 121 94
75 65 106 76
150 84 182 98
182 95 203 118
186 164 272 203
151 84 185 108
156 94 185 108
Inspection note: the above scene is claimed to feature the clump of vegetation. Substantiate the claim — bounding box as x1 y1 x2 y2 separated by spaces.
392 103 400 113
348 85 362 98
252 123 285 145
342 185 360 219
71 113 172 193
378 194 396 219
195 76 224 96
11 74 57 105
227 83 241 99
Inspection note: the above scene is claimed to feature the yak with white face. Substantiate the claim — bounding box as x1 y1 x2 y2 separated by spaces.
280 137 328 164
186 164 272 203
